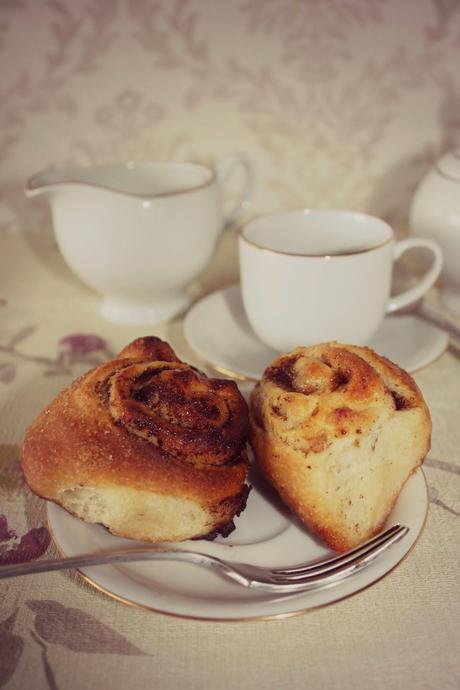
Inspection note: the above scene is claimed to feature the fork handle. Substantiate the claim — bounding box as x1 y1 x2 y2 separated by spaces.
0 548 215 580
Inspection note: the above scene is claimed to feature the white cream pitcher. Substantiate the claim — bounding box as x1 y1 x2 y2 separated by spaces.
26 155 254 324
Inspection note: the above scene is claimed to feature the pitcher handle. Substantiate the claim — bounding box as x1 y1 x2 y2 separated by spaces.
216 153 255 228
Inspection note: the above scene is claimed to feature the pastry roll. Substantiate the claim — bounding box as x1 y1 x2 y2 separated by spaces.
249 343 431 551
22 337 250 542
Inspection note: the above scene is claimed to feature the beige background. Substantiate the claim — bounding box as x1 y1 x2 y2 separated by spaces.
1 0 460 236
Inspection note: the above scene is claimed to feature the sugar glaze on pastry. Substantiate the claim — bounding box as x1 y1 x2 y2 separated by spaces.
22 337 250 542
249 342 431 551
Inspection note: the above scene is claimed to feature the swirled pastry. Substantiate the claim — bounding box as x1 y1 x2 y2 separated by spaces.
249 343 431 551
22 337 250 542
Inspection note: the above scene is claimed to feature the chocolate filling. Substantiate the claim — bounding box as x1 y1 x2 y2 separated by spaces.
265 357 299 392
390 389 411 410
196 484 252 541
330 369 350 391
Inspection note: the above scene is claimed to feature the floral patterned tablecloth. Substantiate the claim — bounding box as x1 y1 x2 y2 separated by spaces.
1 230 459 690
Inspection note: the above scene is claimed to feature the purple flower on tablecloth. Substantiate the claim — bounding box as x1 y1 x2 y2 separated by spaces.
27 601 148 655
0 515 15 541
0 444 24 496
57 334 107 356
0 610 24 688
0 363 16 384
20 600 149 690
0 515 50 565
52 333 113 375
0 328 113 378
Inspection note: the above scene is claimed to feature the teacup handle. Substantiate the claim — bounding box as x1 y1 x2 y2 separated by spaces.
216 153 255 227
387 238 443 313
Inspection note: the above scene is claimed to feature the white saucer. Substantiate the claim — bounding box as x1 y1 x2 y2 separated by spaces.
47 466 427 621
183 285 449 380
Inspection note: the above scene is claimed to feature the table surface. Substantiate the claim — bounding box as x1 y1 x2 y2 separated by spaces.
1 229 459 690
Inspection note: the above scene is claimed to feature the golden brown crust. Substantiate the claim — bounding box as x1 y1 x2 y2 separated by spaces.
22 336 250 542
116 336 179 362
249 342 431 551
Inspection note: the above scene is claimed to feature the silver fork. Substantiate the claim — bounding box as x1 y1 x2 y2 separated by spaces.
0 524 408 593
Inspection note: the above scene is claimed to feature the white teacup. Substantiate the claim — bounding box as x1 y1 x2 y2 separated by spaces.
26 154 254 324
239 209 443 352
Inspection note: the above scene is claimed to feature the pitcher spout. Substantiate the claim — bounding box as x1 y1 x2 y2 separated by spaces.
25 168 79 198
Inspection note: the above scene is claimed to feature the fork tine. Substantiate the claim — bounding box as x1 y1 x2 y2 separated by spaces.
240 525 409 592
269 524 408 580
255 525 409 592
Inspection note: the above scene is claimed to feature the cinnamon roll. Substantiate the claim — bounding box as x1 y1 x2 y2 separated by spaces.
22 337 250 542
249 342 431 551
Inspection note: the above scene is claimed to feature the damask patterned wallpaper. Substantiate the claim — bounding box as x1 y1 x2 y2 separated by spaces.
1 0 459 234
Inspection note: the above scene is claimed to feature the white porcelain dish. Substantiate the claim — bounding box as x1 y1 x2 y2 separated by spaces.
183 285 449 381
47 466 428 621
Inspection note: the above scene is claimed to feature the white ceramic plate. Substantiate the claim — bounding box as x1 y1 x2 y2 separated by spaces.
47 467 428 621
183 285 448 381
